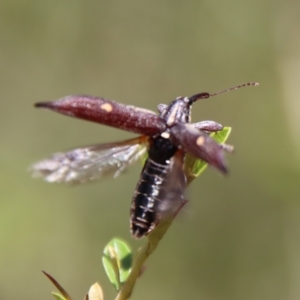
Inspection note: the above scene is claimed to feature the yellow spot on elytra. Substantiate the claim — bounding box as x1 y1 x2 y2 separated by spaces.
196 136 205 146
100 103 113 112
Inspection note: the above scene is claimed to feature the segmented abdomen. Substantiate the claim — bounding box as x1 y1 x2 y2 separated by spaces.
130 158 170 238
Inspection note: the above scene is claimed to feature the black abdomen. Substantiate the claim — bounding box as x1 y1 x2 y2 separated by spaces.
130 135 177 238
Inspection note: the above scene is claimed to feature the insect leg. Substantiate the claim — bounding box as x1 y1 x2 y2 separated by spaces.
192 120 223 132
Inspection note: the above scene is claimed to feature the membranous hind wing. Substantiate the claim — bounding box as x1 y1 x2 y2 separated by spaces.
154 150 187 219
30 136 149 184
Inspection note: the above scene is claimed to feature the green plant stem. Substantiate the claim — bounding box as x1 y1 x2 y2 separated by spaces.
115 217 174 300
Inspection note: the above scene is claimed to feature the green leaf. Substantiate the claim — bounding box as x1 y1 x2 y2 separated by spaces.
140 149 148 166
185 127 232 181
210 126 232 144
102 238 132 290
52 292 67 300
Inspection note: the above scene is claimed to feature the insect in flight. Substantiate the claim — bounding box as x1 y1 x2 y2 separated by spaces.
31 82 258 238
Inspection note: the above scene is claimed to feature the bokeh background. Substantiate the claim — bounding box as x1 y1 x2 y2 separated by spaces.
1 1 300 299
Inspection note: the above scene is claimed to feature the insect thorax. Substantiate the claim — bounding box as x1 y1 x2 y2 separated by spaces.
148 135 177 164
159 97 192 128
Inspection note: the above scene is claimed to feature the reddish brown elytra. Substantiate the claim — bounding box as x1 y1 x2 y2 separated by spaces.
32 82 259 238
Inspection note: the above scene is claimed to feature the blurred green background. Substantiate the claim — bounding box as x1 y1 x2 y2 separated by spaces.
1 0 300 299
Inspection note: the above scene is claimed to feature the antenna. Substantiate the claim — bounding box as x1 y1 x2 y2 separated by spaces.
209 82 259 97
188 82 259 103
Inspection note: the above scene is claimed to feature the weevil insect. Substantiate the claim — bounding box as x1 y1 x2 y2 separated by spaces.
31 82 259 238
